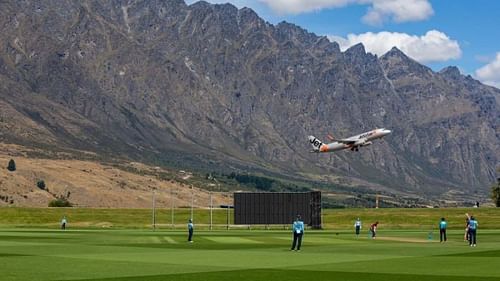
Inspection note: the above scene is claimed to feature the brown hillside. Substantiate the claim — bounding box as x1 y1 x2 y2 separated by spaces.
0 143 228 208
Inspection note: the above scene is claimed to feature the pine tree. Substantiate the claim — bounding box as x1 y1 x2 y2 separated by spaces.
492 177 500 207
37 180 46 190
7 159 16 172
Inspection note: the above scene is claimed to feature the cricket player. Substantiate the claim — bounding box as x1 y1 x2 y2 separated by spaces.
187 219 194 243
370 222 379 239
61 216 67 230
468 216 478 247
439 217 447 242
464 213 471 241
291 215 304 251
354 218 362 237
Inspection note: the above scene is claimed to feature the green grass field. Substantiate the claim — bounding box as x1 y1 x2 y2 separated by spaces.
1 208 499 281
1 228 499 281
0 208 500 281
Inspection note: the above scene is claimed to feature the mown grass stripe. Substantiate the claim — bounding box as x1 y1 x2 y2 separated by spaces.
56 269 500 281
204 236 263 244
162 237 178 244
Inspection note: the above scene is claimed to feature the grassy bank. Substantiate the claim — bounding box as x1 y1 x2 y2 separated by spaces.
1 207 499 229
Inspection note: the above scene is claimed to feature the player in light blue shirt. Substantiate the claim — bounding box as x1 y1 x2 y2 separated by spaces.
468 216 478 247
291 215 304 251
439 218 447 242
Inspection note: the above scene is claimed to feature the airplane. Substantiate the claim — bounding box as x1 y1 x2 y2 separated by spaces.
308 128 391 152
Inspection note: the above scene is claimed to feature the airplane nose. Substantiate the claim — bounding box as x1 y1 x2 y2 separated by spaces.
385 130 392 135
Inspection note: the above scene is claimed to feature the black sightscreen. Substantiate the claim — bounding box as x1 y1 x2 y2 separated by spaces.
234 192 321 228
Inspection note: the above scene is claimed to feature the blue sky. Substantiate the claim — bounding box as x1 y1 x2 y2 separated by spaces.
187 0 500 88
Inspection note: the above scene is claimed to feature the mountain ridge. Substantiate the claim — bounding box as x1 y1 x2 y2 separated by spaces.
0 0 498 202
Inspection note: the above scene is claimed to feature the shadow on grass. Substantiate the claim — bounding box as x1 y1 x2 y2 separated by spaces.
59 269 500 281
439 249 500 257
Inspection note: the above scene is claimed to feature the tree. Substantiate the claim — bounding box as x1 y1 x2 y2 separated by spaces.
7 159 16 172
493 177 500 207
37 180 46 190
48 198 72 207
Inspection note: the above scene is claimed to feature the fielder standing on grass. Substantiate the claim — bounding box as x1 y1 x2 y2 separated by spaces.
468 216 478 247
187 219 194 243
291 215 304 251
61 216 67 230
439 217 447 242
354 218 362 237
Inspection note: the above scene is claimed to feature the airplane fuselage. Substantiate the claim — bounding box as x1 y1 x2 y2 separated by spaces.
308 128 391 153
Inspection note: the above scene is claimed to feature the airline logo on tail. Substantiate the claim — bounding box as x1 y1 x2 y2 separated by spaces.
308 136 328 152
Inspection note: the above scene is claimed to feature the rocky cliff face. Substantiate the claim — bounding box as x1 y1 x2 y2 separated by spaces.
0 0 498 199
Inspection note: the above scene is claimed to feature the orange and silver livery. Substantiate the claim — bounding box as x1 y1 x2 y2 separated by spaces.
308 128 391 153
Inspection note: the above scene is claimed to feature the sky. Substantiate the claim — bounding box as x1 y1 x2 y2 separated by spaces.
186 0 500 89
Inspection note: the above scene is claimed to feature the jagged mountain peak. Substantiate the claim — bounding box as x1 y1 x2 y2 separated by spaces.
383 46 407 58
211 1 239 13
189 0 227 15
345 43 366 56
189 0 212 9
167 0 188 8
315 36 341 54
238 6 259 21
439 66 462 80
275 21 318 42
188 0 239 16
380 46 434 79
380 46 424 68
343 43 380 67
237 6 267 30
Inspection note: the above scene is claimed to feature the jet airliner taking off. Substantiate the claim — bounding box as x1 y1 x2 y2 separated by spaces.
308 128 391 152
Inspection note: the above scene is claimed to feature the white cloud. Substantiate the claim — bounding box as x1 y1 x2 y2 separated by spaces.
362 0 434 25
257 0 433 25
475 53 500 88
190 0 433 25
185 0 256 8
256 0 360 14
328 30 462 63
474 54 494 64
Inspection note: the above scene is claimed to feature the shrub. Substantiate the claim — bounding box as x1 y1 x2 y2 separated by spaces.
48 198 72 207
7 159 16 172
37 180 46 190
492 179 500 207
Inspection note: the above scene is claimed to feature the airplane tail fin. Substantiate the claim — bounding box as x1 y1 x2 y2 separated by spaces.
308 136 323 152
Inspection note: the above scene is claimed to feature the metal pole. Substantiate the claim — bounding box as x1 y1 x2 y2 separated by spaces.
321 192 324 229
152 190 156 231
210 191 213 230
226 194 229 230
171 188 174 229
191 185 194 220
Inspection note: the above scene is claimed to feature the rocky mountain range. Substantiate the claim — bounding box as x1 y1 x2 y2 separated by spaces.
0 0 498 201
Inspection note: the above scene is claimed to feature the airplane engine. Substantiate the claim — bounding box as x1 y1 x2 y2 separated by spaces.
360 141 372 147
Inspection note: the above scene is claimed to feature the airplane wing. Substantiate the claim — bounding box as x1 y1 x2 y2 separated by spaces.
337 137 370 146
327 134 355 144
327 134 357 145
336 139 356 145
